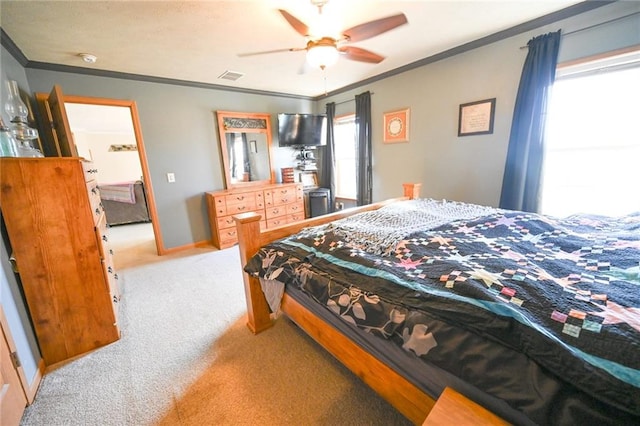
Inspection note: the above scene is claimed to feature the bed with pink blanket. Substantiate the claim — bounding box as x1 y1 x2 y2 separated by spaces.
99 180 151 226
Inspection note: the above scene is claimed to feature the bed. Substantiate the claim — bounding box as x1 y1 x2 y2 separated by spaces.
99 180 151 226
234 183 640 425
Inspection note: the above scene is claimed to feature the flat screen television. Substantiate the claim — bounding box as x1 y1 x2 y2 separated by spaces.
278 113 327 147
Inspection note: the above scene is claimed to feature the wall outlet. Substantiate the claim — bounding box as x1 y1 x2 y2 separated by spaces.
167 172 175 183
336 202 344 210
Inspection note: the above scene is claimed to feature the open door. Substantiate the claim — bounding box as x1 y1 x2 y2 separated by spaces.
0 307 29 426
34 87 164 255
34 85 77 157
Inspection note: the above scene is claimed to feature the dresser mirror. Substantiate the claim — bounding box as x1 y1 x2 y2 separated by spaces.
216 111 275 189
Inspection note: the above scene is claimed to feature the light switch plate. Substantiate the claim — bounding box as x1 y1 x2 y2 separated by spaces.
167 172 175 183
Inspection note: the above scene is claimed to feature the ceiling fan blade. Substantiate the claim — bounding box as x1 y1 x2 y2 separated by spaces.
338 46 385 64
342 13 408 43
278 9 310 37
238 47 304 57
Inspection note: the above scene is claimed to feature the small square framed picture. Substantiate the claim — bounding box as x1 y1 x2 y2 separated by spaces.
383 108 410 143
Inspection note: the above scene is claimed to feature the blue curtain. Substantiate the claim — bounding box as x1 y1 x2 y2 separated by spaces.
355 91 372 205
499 30 561 212
321 102 336 212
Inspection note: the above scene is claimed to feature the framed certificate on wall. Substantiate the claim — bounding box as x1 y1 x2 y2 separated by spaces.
458 98 496 136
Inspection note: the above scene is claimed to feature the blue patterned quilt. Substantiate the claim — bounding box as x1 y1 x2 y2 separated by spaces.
244 200 640 420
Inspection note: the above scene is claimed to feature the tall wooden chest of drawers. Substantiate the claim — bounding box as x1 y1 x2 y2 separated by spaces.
206 183 304 249
0 158 120 365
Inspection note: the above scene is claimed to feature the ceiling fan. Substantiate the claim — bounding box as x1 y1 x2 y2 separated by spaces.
239 0 408 71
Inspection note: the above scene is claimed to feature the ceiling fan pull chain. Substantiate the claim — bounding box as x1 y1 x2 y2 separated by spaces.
323 69 328 96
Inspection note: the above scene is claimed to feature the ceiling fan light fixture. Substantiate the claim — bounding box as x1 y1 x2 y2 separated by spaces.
306 43 339 70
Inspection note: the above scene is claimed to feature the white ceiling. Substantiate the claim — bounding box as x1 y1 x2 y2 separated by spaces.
2 0 584 98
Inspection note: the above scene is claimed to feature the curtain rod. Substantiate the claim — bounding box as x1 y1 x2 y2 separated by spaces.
327 92 375 106
520 11 639 49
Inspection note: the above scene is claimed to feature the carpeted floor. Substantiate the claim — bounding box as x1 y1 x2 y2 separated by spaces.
20 223 410 425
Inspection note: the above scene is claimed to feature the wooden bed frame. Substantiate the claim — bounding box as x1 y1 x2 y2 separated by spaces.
234 183 436 424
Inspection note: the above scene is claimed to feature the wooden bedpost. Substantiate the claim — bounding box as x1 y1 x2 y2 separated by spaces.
403 182 421 199
234 212 273 334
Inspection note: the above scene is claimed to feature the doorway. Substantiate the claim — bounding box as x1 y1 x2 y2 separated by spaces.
62 96 163 256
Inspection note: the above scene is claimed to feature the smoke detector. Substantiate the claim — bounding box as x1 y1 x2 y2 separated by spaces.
79 53 97 64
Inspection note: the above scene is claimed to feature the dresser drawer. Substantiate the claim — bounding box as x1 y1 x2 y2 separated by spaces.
265 185 301 207
217 210 263 230
100 251 120 323
289 212 305 222
94 213 110 259
287 201 305 216
265 216 289 228
225 191 258 206
219 227 239 247
87 180 103 223
216 215 237 230
266 213 301 228
265 205 287 219
225 199 258 215
209 192 261 216
212 195 227 216
81 161 99 182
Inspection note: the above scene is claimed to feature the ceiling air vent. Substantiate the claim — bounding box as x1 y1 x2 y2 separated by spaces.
218 70 244 81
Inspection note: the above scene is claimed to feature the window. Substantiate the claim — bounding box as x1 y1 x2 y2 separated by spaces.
333 114 357 199
540 50 640 217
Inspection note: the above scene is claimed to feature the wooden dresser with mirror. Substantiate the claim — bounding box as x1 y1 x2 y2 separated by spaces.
206 111 305 249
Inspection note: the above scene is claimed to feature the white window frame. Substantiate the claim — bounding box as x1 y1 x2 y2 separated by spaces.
540 46 640 217
333 114 357 200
